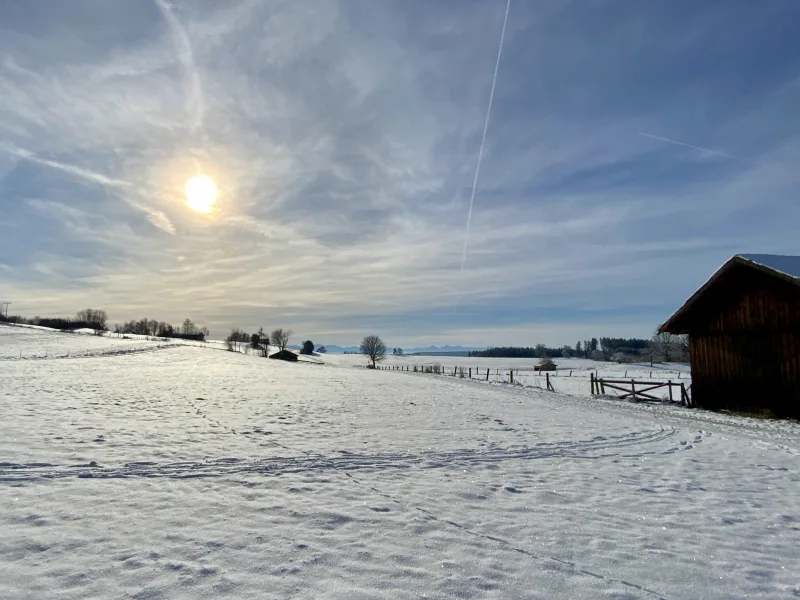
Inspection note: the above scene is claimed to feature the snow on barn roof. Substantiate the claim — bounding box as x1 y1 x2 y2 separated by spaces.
737 254 800 281
660 253 800 333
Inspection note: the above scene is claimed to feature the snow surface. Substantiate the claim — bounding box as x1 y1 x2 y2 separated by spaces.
1 327 799 599
738 254 800 281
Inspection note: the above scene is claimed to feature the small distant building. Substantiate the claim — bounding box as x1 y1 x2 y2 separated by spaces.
659 254 800 418
269 349 298 362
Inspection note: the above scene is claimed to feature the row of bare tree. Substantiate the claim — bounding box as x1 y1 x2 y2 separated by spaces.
225 327 293 355
115 317 209 340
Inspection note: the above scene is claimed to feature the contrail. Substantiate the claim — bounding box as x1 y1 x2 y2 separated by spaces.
5 145 132 188
639 132 753 163
460 0 511 272
154 0 205 132
4 145 176 235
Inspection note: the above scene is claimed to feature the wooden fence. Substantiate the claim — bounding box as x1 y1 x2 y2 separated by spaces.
591 373 692 406
371 364 694 402
371 364 555 391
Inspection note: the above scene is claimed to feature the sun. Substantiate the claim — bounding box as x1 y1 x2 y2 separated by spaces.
185 175 217 213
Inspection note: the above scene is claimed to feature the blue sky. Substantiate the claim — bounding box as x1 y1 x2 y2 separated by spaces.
1 0 799 346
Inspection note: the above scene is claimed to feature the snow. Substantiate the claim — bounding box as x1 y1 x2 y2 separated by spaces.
738 253 800 281
1 327 799 599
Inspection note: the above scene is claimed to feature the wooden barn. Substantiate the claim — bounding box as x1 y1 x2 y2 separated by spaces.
660 254 800 418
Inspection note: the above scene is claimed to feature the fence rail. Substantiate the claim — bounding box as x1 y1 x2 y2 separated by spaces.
369 364 556 391
591 373 692 406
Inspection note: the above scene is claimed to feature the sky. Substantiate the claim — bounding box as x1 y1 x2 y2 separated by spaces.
1 0 799 347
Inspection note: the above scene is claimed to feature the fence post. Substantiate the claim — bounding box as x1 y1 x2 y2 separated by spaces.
469 368 472 379
590 372 594 394
486 369 489 382
510 370 513 384
546 372 551 391
669 380 673 402
680 382 686 406
631 379 636 400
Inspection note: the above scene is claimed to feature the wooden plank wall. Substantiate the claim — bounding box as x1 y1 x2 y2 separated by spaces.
691 332 800 417
688 269 800 418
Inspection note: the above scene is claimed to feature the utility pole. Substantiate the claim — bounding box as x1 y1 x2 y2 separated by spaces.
0 302 10 320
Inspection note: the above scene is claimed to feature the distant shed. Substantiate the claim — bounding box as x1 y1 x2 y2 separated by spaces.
660 254 800 418
269 349 298 362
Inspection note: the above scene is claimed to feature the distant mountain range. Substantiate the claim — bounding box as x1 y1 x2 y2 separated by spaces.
314 344 489 355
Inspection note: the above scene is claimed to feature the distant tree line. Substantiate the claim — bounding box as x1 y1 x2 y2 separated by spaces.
469 345 563 358
469 333 688 363
3 308 108 333
115 317 209 341
2 308 215 342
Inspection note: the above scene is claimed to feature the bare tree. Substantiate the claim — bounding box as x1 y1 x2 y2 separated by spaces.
538 356 557 371
651 330 678 362
270 328 292 353
182 319 197 335
148 319 160 336
226 327 248 351
75 308 108 330
361 335 387 369
677 334 690 362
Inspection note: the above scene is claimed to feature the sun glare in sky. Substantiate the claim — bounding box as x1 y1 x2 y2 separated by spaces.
185 175 217 213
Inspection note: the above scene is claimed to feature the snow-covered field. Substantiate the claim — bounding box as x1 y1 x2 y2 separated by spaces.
1 327 799 599
0 324 171 358
326 354 691 401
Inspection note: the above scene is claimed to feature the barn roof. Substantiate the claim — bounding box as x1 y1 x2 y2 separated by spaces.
659 254 800 333
737 254 800 281
268 349 298 361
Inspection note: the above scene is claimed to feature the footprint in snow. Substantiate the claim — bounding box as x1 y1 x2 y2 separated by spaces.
370 507 390 513
505 487 521 493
